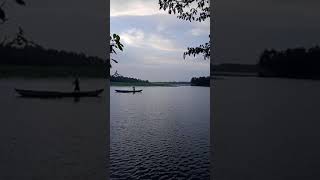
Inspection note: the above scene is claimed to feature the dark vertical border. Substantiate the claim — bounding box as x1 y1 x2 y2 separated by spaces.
106 0 110 179
210 0 215 179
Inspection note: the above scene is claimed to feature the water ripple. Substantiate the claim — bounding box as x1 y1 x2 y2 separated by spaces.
110 87 210 179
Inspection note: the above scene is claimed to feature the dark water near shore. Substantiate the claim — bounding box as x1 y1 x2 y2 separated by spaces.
213 76 320 180
0 79 209 179
110 86 210 179
0 78 108 180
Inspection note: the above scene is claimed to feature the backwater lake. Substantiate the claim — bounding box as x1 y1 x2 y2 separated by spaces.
4 76 318 180
0 78 210 180
110 86 210 179
213 76 320 180
0 78 108 180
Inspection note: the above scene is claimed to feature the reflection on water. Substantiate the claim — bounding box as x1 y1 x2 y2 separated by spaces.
110 86 210 179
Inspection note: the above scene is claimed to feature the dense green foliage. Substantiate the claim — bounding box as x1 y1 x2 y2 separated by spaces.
258 46 320 79
190 76 210 86
159 0 210 60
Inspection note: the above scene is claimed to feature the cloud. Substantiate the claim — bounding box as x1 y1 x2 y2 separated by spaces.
190 20 210 36
119 28 184 52
148 34 184 52
156 24 166 32
190 27 209 36
111 0 210 81
111 0 166 17
120 28 145 46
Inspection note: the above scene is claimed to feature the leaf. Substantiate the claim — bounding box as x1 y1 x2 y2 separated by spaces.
0 7 6 21
111 59 118 63
118 44 123 51
112 48 117 54
115 35 120 41
15 0 26 6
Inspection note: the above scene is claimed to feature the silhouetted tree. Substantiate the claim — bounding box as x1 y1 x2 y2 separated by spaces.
110 33 123 65
110 71 149 83
190 76 210 86
0 0 26 24
159 0 210 60
0 40 106 66
258 46 320 79
1 0 27 46
0 1 114 78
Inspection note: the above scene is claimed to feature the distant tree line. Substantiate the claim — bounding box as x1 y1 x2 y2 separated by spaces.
110 71 149 83
213 63 258 73
258 46 320 79
0 44 106 66
0 32 108 77
190 76 210 86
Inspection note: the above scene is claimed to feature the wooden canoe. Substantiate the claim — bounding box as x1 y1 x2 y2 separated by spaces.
15 88 104 98
115 89 142 93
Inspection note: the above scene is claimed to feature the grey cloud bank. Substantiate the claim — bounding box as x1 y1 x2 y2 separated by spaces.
111 0 210 81
3 0 209 81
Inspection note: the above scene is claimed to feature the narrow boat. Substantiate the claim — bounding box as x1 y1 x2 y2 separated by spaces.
15 88 104 98
115 89 142 93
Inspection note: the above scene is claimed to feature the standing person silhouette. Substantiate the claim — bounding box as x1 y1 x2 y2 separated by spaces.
73 77 80 92
132 86 135 91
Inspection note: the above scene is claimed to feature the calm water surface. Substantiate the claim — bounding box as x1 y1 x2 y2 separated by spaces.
5 77 319 179
0 79 210 179
213 76 320 180
0 78 108 180
110 86 210 179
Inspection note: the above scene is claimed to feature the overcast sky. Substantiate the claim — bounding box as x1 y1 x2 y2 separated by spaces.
214 0 320 64
4 0 316 80
1 0 209 82
110 0 210 81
